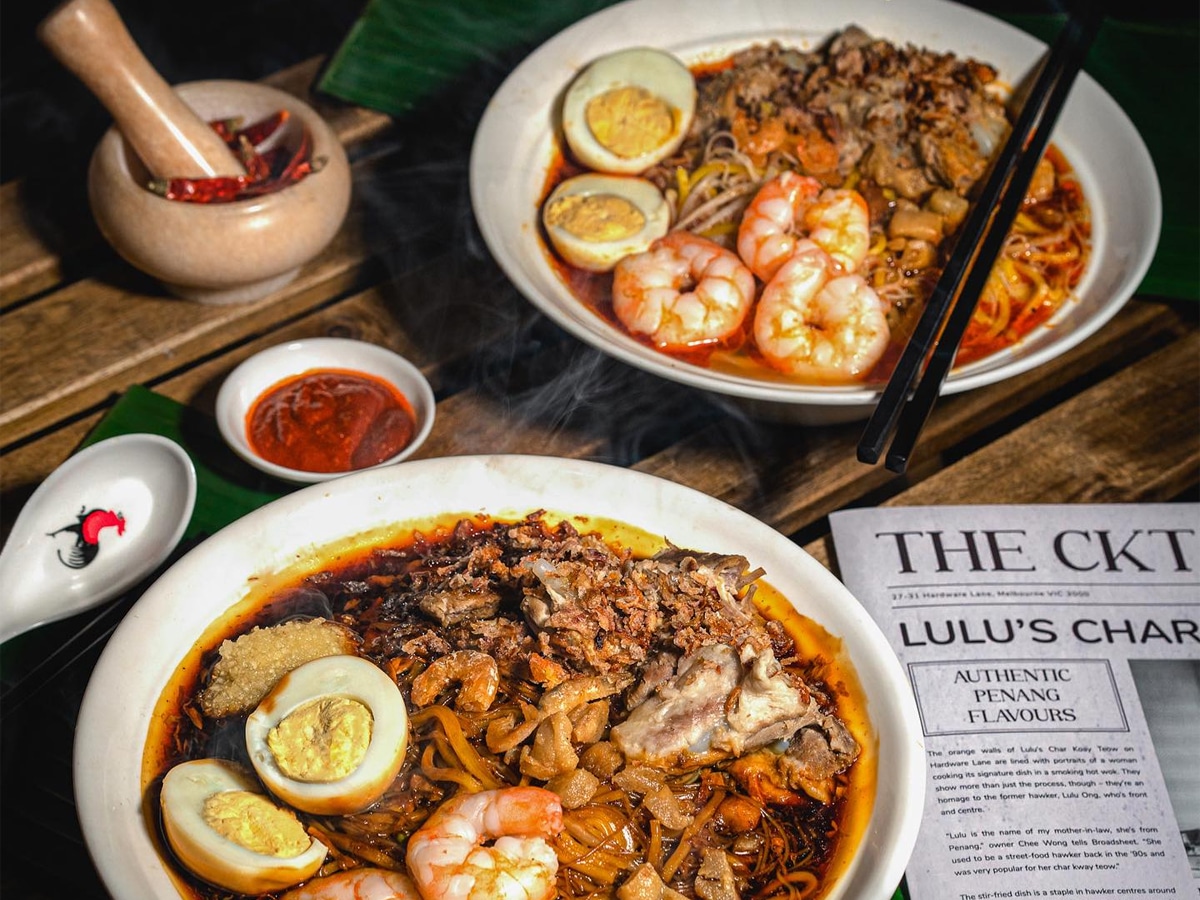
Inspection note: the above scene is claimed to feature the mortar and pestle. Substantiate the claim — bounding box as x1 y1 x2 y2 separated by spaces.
38 0 352 305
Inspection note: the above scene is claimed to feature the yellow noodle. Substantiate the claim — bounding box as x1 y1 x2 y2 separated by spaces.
1012 211 1046 233
589 788 628 804
312 827 405 870
419 742 483 792
648 818 663 870
697 220 739 239
555 831 622 877
675 166 690 204
564 806 633 846
559 857 621 884
1031 246 1082 266
759 868 820 899
690 160 749 185
412 705 503 789
984 289 1011 341
1018 261 1051 309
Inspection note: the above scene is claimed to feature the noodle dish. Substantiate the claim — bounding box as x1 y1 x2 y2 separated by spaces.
73 456 925 900
469 0 1160 422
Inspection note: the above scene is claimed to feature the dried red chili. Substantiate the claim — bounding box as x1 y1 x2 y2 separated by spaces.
147 109 321 204
246 368 418 474
148 175 251 203
236 135 271 181
235 109 288 146
208 117 242 143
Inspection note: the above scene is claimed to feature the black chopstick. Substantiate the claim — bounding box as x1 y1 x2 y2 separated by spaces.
857 4 1104 472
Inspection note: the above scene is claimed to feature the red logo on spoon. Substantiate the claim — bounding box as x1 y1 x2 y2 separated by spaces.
48 506 126 569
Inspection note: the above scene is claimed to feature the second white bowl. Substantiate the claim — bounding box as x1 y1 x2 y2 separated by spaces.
215 337 435 484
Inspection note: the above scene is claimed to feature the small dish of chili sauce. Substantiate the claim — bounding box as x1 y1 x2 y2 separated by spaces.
216 338 435 484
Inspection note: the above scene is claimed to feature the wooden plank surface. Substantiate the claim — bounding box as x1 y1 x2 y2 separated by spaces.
802 327 1200 571
0 159 396 446
885 332 1200 506
4 290 1194 544
0 236 376 445
0 177 102 307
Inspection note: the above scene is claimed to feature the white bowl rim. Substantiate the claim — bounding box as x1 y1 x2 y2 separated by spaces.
73 453 926 900
214 336 436 484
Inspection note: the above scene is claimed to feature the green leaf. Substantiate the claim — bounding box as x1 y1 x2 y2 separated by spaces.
316 0 620 117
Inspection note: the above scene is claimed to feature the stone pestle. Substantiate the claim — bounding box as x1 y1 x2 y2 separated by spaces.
37 0 245 179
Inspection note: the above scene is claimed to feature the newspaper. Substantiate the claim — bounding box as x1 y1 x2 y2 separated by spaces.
828 503 1200 899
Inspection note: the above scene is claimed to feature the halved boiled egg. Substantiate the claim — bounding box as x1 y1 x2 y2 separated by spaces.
542 173 669 272
562 46 696 175
245 654 408 816
160 758 328 894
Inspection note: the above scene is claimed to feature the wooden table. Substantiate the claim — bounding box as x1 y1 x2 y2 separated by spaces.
1 49 1197 900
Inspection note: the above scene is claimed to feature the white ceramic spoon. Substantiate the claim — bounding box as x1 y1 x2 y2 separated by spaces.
0 433 197 643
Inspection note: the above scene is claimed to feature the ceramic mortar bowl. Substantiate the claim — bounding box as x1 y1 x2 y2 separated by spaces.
88 80 352 305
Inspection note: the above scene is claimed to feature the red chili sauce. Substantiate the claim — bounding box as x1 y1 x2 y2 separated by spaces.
246 368 417 474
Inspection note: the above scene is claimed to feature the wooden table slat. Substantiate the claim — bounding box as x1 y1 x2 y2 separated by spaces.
803 328 1200 570
885 331 1200 507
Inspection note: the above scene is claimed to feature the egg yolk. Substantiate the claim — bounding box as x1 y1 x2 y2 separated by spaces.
544 193 646 242
267 696 373 782
585 86 675 158
202 791 312 857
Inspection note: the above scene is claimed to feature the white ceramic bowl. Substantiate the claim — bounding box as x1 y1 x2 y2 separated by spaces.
469 0 1161 424
215 337 435 484
74 455 926 899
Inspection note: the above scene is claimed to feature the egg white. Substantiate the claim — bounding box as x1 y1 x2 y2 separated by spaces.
543 173 670 272
245 654 408 815
561 46 696 175
159 758 328 894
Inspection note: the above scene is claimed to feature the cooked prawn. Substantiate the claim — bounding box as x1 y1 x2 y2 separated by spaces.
737 172 871 280
405 786 563 900
280 867 422 900
410 650 499 712
736 171 821 281
803 187 871 274
753 240 890 382
612 231 755 350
